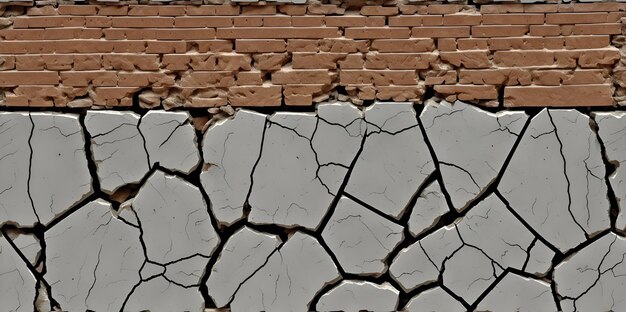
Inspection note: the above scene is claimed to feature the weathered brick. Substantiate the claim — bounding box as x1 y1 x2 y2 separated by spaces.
217 27 340 39
0 71 59 86
340 70 418 86
371 39 435 52
112 17 174 28
272 69 334 85
546 13 608 24
236 39 286 53
326 16 385 27
60 71 117 87
504 85 613 107
472 25 529 37
376 85 425 102
180 72 235 87
531 69 608 85
345 27 410 39
365 53 437 70
440 51 492 69
360 6 398 16
572 23 621 35
413 26 470 38
292 53 347 69
174 17 233 28
435 85 499 101
228 86 282 107
459 69 532 85
443 14 482 26
103 54 160 71
253 53 290 70
565 35 610 49
118 72 175 87
482 14 544 25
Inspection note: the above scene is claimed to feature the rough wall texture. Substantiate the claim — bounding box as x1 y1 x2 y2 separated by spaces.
2 1 626 312
0 2 626 108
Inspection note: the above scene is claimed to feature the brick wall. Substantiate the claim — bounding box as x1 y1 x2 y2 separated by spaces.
0 2 625 108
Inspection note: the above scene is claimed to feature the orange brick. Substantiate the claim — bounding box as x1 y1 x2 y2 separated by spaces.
272 69 334 85
0 71 59 86
229 85 282 107
443 14 482 26
60 71 117 87
472 25 529 37
412 26 470 38
371 39 435 52
504 85 613 107
217 27 340 39
292 53 347 69
345 27 410 39
236 39 286 53
440 51 492 69
482 14 545 25
360 6 398 16
340 70 418 86
546 13 608 24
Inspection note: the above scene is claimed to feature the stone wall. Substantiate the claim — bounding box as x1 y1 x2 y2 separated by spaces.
2 1 626 312
0 2 625 107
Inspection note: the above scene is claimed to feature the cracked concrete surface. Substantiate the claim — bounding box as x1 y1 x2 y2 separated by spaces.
0 100 625 311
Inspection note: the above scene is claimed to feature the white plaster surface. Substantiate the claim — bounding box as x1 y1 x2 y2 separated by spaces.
408 180 449 236
0 233 36 312
476 273 556 312
85 111 149 194
140 110 200 174
201 110 266 226
499 109 610 252
44 199 144 311
123 276 205 312
230 232 340 312
346 102 434 219
595 112 626 230
322 196 404 276
405 287 465 312
207 226 282 307
316 280 399 312
131 170 220 264
421 100 527 211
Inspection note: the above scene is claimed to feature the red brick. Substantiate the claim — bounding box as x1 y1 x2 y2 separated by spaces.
482 14 544 25
58 5 98 15
457 38 489 50
0 28 102 40
236 39 286 53
435 85 499 101
524 4 559 13
180 72 235 87
428 4 464 15
217 27 340 39
97 6 129 16
320 39 369 53
365 53 437 70
345 27 410 39
531 69 608 85
118 72 175 87
60 71 117 87
529 25 561 36
459 69 532 85
0 71 59 86
412 26 470 38
371 39 435 52
13 16 85 28
242 5 276 15
565 35 610 49
234 16 263 27
27 6 58 16
292 53 347 69
174 17 233 28
326 16 385 27
91 87 139 107
388 16 423 27
253 53 290 70
376 85 425 102
472 25 529 37
272 69 334 85
440 51 492 69
360 6 398 16
546 13 608 24
229 86 282 107
103 54 160 71
340 70 418 86
263 16 291 27
487 37 564 50
572 23 621 35
112 17 174 28
236 71 264 85
504 85 613 107
292 16 324 27
480 4 524 14
443 14 482 26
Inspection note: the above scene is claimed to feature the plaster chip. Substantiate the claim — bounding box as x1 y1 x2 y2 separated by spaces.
554 232 626 312
44 199 144 311
595 112 626 230
139 110 200 174
0 112 35 225
405 287 465 312
132 170 219 264
200 110 266 226
315 280 399 312
30 113 93 225
85 111 149 195
420 100 528 211
442 246 498 304
12 233 40 266
456 194 536 270
499 109 610 252
524 240 555 276
230 232 340 312
322 196 404 276
346 102 434 219
249 106 363 230
123 276 204 312
164 255 208 287
207 226 282 307
0 233 36 312
476 273 556 312
390 225 463 292
407 180 449 237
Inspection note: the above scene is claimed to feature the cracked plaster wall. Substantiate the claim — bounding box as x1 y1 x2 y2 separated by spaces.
1 98 626 312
